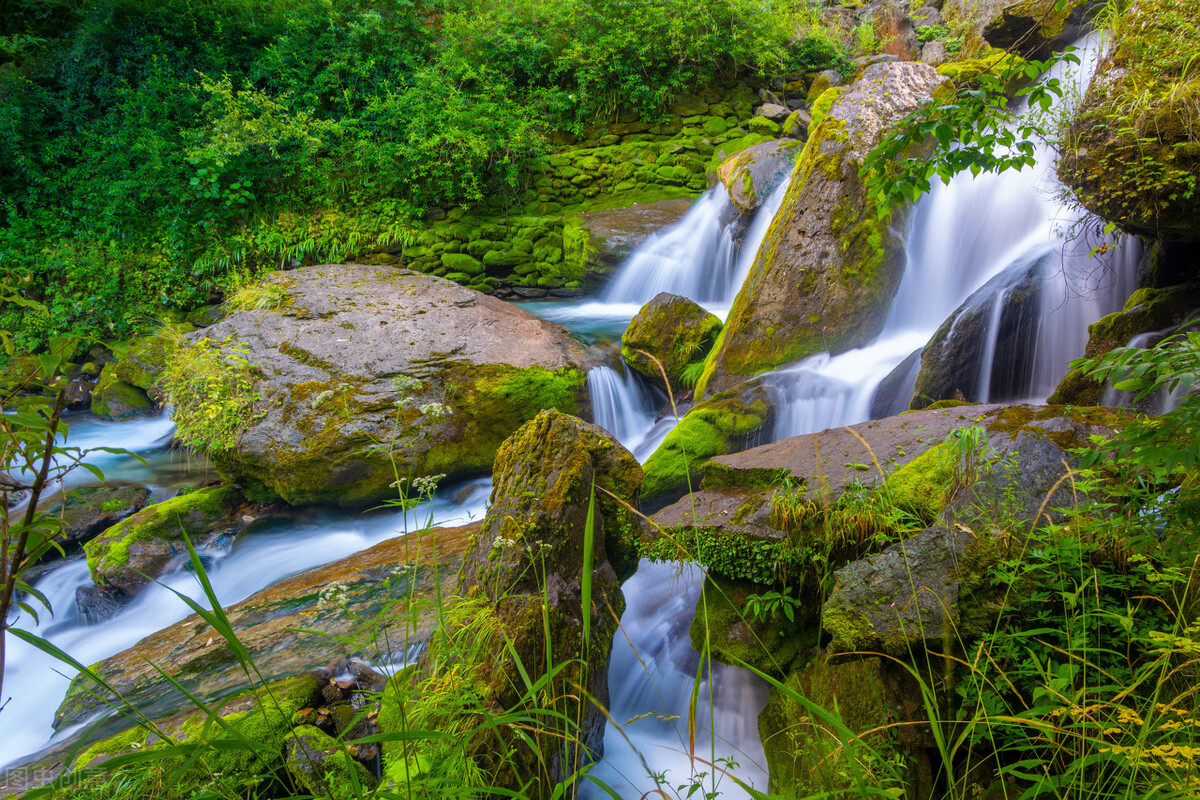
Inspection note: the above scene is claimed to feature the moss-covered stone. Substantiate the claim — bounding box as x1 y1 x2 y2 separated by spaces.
621 293 723 395
192 266 591 508
84 486 246 593
1058 0 1200 241
758 657 898 798
641 383 774 498
699 63 948 396
90 366 153 419
690 575 816 677
884 441 956 523
982 0 1088 59
286 725 376 799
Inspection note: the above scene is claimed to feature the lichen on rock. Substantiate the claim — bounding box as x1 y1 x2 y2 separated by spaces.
171 265 590 508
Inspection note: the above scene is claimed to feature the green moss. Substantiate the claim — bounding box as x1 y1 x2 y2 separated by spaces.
807 87 845 130
759 657 897 798
885 441 955 524
690 575 815 676
640 388 772 498
90 367 153 419
85 486 240 582
701 463 792 491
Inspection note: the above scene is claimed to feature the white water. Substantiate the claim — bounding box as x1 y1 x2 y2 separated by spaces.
585 562 769 799
772 33 1139 439
1 420 490 768
586 364 675 462
532 176 795 334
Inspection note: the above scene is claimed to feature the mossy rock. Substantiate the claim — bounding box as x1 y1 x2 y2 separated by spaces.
641 382 774 499
982 0 1089 59
759 657 898 798
286 724 376 799
187 266 589 508
1058 0 1200 241
84 485 247 594
700 64 949 396
412 410 642 792
621 293 722 395
714 139 803 213
690 575 816 677
90 366 153 419
112 327 182 392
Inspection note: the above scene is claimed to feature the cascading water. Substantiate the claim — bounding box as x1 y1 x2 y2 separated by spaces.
582 562 769 798
771 33 1140 439
604 186 741 307
530 174 794 336
586 364 675 461
0 420 491 769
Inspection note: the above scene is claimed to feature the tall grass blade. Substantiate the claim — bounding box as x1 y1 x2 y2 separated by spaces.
582 483 596 650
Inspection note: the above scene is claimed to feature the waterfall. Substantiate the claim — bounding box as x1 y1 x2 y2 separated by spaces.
771 33 1140 440
583 562 769 799
586 364 675 462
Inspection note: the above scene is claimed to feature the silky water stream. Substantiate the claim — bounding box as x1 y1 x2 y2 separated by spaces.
3 34 1144 797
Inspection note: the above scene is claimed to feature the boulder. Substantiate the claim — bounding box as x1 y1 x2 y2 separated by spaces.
755 102 792 122
177 265 589 507
1057 0 1200 240
90 368 153 419
36 484 153 558
824 525 976 655
424 410 642 789
699 63 950 396
715 139 803 213
866 0 920 61
910 261 1042 409
912 6 943 27
983 0 1090 59
869 347 923 418
82 485 263 597
621 293 723 395
921 40 948 66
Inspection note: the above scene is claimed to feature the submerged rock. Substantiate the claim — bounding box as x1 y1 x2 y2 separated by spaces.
179 265 589 508
620 293 723 396
699 62 950 396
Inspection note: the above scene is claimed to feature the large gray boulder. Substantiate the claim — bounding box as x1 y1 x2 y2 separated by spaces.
179 265 589 507
699 62 950 396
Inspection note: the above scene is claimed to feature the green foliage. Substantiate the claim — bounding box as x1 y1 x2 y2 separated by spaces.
0 0 810 351
158 336 264 455
743 587 804 624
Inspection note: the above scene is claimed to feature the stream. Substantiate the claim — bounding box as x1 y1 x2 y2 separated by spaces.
2 33 1140 798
